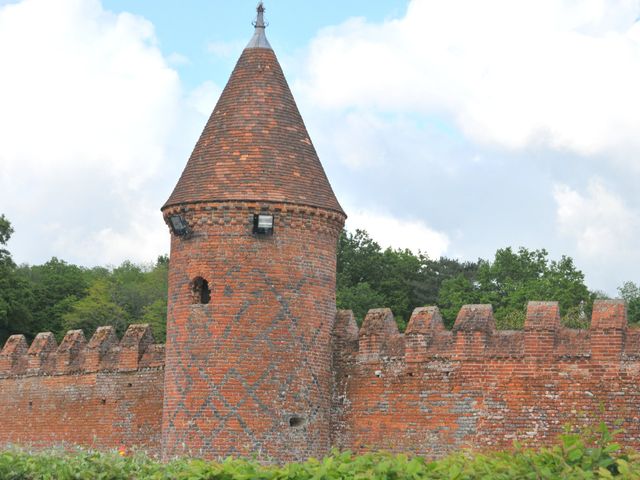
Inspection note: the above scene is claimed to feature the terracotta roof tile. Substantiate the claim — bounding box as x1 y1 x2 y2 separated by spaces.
163 41 344 215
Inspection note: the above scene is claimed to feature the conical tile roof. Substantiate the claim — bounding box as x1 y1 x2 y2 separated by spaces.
163 7 344 215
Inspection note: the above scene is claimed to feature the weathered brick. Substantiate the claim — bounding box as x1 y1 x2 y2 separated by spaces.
331 300 640 458
0 326 164 453
1 7 640 465
160 203 344 462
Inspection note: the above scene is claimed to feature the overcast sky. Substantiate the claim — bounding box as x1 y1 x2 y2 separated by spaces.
0 0 639 295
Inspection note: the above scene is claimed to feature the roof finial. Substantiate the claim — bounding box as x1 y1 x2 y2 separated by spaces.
253 2 266 29
246 1 272 49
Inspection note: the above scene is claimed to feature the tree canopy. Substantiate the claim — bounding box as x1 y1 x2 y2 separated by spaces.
0 213 635 342
337 229 478 328
618 281 640 324
0 215 33 341
438 247 594 329
0 215 169 344
336 233 596 329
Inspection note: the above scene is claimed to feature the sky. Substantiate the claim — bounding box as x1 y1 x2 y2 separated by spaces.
0 0 639 296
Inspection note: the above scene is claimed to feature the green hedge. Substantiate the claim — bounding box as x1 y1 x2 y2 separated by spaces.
1 423 638 479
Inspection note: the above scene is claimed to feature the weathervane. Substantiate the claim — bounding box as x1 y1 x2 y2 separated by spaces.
253 1 268 29
246 1 271 49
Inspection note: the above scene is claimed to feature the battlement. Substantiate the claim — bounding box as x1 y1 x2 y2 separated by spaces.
0 324 165 378
338 299 633 364
331 299 640 457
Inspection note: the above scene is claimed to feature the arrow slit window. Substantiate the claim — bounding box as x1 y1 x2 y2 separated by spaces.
190 277 211 304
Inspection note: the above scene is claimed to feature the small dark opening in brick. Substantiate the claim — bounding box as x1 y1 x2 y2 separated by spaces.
190 277 211 304
28 401 33 408
289 416 305 428
101 398 106 405
127 383 133 388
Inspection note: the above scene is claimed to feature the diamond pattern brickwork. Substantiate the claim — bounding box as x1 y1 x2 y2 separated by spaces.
161 205 344 462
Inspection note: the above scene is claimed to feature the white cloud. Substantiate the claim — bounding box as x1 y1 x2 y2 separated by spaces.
207 40 245 59
0 0 636 297
345 208 449 258
167 52 191 66
187 80 222 117
0 0 180 185
299 0 640 164
81 206 169 266
553 179 640 258
0 0 197 265
553 178 640 293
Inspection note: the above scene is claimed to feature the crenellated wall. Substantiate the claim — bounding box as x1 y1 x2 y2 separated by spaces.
0 324 164 453
331 300 640 458
1 300 639 460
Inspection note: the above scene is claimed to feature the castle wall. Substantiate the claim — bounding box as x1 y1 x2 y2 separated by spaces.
0 325 164 453
332 300 640 458
2 299 638 461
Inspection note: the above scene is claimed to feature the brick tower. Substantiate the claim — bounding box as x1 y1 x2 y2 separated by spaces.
160 3 345 462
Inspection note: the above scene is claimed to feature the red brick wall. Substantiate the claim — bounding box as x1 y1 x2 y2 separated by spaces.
161 202 345 462
0 325 164 453
2 296 638 461
332 300 640 458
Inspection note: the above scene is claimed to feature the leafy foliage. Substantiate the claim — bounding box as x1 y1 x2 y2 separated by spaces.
0 215 33 342
337 229 477 329
0 423 638 479
0 212 634 341
17 258 90 340
618 281 640 325
62 279 128 338
53 257 167 342
336 281 386 325
0 214 169 343
337 234 594 330
438 247 594 328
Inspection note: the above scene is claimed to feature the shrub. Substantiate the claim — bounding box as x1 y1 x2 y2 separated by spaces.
1 423 639 479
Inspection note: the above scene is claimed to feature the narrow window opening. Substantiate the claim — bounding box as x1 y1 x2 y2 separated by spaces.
190 276 211 304
289 416 305 428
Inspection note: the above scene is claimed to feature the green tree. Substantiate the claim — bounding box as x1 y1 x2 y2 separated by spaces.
438 247 593 329
437 274 478 326
0 214 12 247
377 248 428 328
618 281 640 324
416 257 479 307
0 214 170 341
336 282 386 325
336 229 478 329
17 257 90 338
337 229 385 287
337 229 422 327
61 279 128 338
111 257 168 319
139 256 169 341
336 230 386 324
61 256 169 341
142 298 168 341
0 215 33 343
